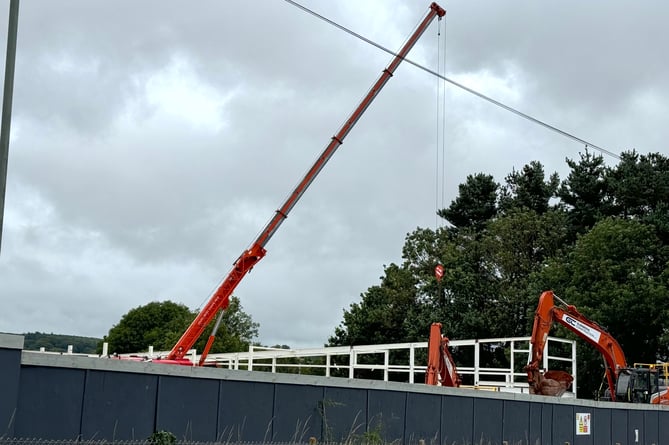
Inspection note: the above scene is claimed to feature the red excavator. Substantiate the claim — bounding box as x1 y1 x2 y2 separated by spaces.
155 3 447 365
425 322 461 387
525 290 669 404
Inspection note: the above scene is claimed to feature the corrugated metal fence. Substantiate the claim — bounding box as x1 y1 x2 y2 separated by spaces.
2 334 669 445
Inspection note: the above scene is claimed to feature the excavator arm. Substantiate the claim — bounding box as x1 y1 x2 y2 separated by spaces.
525 290 627 399
166 3 447 362
425 322 461 387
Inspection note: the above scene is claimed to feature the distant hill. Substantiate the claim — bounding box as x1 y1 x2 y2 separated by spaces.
22 332 101 354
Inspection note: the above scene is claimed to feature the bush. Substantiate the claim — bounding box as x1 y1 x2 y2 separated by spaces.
148 430 176 445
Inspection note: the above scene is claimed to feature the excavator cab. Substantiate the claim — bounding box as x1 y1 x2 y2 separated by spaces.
615 368 659 403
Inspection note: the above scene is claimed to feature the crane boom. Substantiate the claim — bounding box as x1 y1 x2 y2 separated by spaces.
167 3 446 361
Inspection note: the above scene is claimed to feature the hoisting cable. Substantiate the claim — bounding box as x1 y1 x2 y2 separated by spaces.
435 17 449 230
435 18 443 230
439 17 448 222
433 16 448 289
281 0 621 161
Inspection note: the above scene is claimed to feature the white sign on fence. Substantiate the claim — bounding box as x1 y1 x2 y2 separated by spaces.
576 412 591 435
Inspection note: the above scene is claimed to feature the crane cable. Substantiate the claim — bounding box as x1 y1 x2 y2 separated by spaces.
434 19 441 231
440 21 448 222
281 0 621 161
435 17 447 230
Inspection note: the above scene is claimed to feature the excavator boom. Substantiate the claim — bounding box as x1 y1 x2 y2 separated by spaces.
526 291 669 405
525 290 626 399
166 3 446 362
425 322 461 387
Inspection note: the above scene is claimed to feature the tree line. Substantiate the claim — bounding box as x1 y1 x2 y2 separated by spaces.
328 149 669 398
23 332 100 354
99 149 669 398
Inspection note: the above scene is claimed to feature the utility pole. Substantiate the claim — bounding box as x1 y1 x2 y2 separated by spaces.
0 0 19 253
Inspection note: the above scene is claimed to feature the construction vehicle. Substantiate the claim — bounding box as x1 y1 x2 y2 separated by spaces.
425 322 461 387
635 362 669 387
525 290 669 404
158 3 446 365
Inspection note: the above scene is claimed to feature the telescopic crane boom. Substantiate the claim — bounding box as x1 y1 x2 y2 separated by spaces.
166 3 446 362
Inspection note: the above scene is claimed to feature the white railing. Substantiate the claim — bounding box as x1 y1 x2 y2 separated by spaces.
202 336 577 396
32 336 578 397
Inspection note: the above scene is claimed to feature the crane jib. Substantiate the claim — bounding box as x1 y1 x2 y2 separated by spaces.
167 2 446 362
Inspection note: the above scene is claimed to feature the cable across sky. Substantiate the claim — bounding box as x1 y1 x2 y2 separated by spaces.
282 0 621 161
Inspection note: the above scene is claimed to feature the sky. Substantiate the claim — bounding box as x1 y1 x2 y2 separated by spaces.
1 1 668 350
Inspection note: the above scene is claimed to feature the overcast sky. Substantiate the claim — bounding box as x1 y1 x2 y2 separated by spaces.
1 1 667 349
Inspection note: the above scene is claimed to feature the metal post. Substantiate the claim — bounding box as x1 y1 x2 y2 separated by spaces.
474 340 480 386
0 0 19 253
572 341 578 397
509 340 515 387
409 344 415 384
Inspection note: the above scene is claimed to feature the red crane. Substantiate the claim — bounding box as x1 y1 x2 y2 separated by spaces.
166 3 446 363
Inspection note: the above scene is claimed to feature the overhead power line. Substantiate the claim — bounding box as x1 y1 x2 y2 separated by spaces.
282 0 621 161
0 0 20 254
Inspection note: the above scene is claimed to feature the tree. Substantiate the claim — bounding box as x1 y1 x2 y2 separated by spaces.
499 161 559 215
558 149 611 238
328 262 427 382
565 218 667 359
398 225 501 340
23 332 101 354
438 173 498 231
439 226 501 339
480 208 569 336
330 164 567 347
607 151 669 219
328 154 669 399
99 298 258 355
329 263 421 346
539 217 669 397
101 301 192 354
193 296 259 354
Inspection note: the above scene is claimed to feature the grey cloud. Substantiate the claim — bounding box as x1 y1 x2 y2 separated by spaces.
2 0 667 348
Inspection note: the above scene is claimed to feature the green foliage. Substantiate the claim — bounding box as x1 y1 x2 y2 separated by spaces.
558 149 611 238
148 430 176 445
330 152 669 400
499 161 559 215
607 150 669 218
329 263 420 346
482 208 569 336
23 332 101 353
99 301 192 354
99 297 258 355
193 296 260 354
554 218 669 396
438 173 498 231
